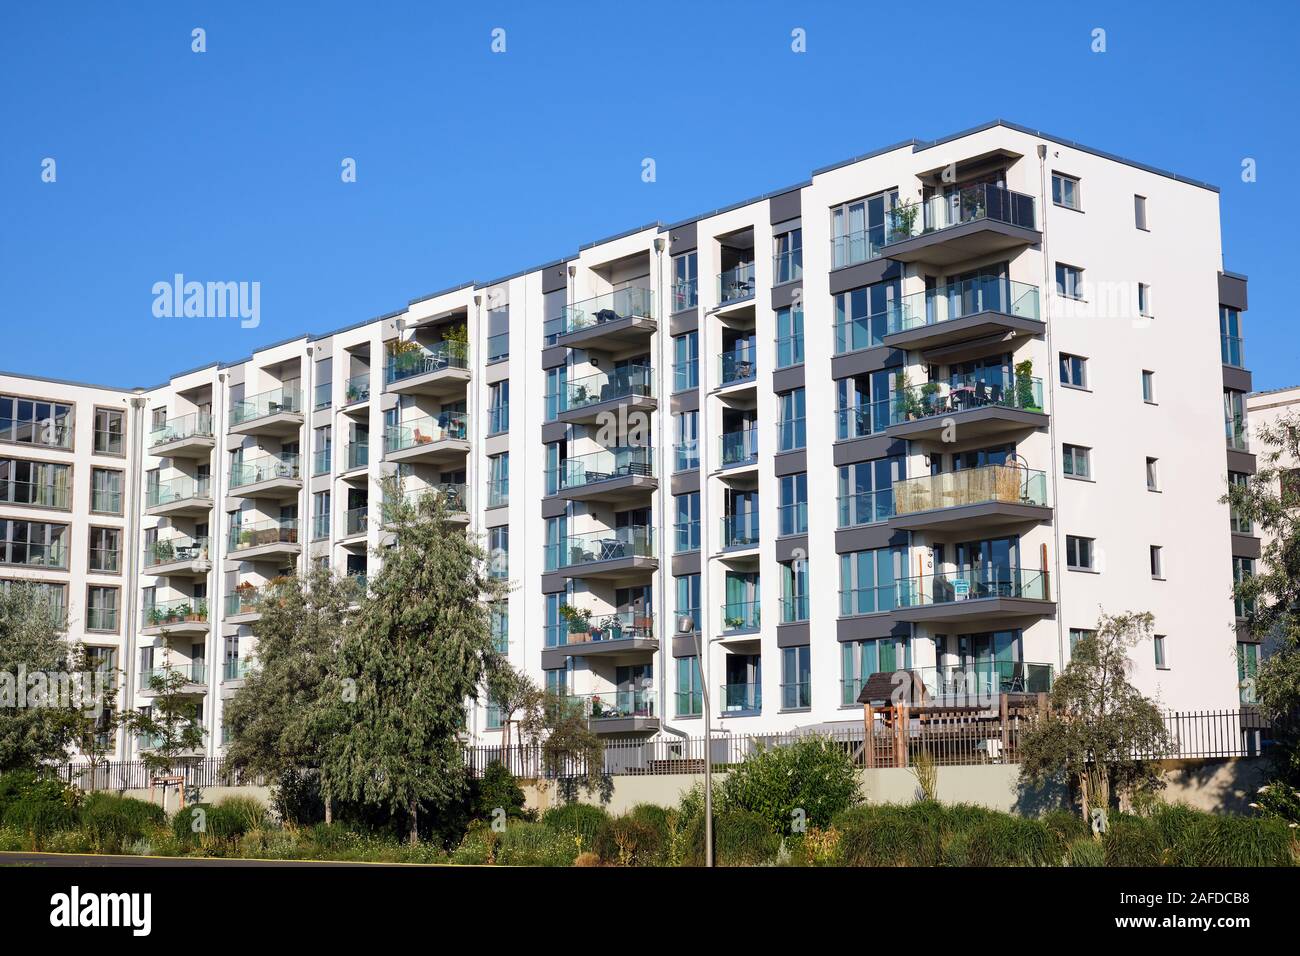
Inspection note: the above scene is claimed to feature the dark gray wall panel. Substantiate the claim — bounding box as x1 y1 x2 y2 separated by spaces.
1218 272 1248 310
671 470 700 495
672 390 699 413
1222 365 1253 393
832 435 906 466
668 222 698 256
776 623 810 648
774 449 806 476
672 551 701 577
774 535 808 563
542 263 570 294
769 189 802 224
541 421 567 444
831 346 905 380
541 345 567 370
828 259 901 296
836 524 907 553
771 366 804 393
670 309 699 334
541 496 568 519
771 282 802 311
836 616 910 642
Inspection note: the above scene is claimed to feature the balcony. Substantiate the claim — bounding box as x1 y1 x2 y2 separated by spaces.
383 413 470 466
918 661 1054 700
229 453 302 500
717 428 758 471
550 527 657 580
228 387 304 437
890 465 1050 534
222 658 252 684
721 601 760 635
830 224 886 271
552 610 658 658
149 413 215 458
384 341 470 397
838 488 894 528
894 566 1055 626
720 682 761 716
143 534 211 578
138 663 208 696
223 588 261 623
343 373 371 409
719 515 760 552
553 366 656 427
141 598 210 637
884 373 1047 443
341 506 368 541
717 263 756 307
145 475 212 517
227 518 301 561
671 278 698 314
882 278 1042 352
566 690 659 733
383 484 469 526
552 447 656 503
342 441 369 476
556 287 656 350
882 184 1039 266
717 349 758 389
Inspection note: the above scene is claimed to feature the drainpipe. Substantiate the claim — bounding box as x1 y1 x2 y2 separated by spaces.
122 395 146 762
1037 143 1067 674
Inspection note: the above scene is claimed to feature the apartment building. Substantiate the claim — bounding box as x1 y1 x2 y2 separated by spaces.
0 120 1260 760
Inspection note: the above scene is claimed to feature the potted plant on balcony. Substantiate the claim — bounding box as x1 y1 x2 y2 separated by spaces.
893 371 922 421
444 323 469 358
558 604 591 641
148 605 165 627
152 539 174 563
171 603 190 624
1014 360 1039 412
889 198 919 241
189 600 207 622
920 381 942 417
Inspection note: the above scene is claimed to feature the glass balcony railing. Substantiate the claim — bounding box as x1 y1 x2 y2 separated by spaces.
487 330 509 363
312 447 331 476
388 482 468 518
780 681 811 710
553 610 655 646
918 661 1054 697
884 184 1037 245
775 334 803 369
777 417 806 452
1221 335 1245 369
773 247 802 285
676 690 703 718
671 278 698 314
720 515 760 549
778 501 807 536
228 518 300 552
567 690 657 721
883 373 1044 426
780 595 809 624
139 663 207 686
719 349 757 386
549 526 655 569
486 477 509 508
838 488 894 528
314 381 332 410
560 287 654 335
1227 417 1250 451
86 607 119 631
1 479 70 510
721 601 760 632
896 566 1049 608
344 373 371 405
223 589 260 618
383 413 468 454
344 507 367 536
834 308 889 355
718 263 756 304
673 520 700 553
149 412 214 449
385 341 469 385
673 358 698 393
556 366 654 412
230 453 300 489
143 534 209 569
143 597 209 629
223 658 251 681
147 475 211 508
89 547 121 574
312 513 329 540
839 584 897 617
894 465 1048 516
830 224 885 270
720 682 761 714
345 441 369 470
884 278 1041 335
552 447 654 492
675 441 700 473
834 404 889 441
719 428 758 468
229 387 302 427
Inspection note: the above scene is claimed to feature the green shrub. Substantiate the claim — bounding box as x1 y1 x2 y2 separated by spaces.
948 816 1056 867
450 821 499 865
495 821 577 867
1066 837 1105 867
714 809 780 866
1103 815 1165 867
1040 809 1089 850
594 813 665 866
0 773 79 843
720 737 861 835
1254 781 1300 825
79 793 166 851
473 761 531 822
207 796 268 840
171 804 210 845
540 802 610 853
1173 815 1294 867
833 804 943 867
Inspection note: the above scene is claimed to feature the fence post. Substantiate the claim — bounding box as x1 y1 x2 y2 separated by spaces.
999 693 1009 758
864 703 875 769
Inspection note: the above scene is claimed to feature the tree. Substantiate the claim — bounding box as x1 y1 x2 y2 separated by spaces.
1225 409 1300 806
67 644 124 787
222 568 352 821
1018 611 1172 824
533 692 609 805
121 645 205 777
315 481 506 843
486 661 544 766
0 582 83 773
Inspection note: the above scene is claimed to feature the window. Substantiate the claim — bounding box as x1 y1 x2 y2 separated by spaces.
671 252 698 313
1224 389 1249 450
1068 628 1096 653
1233 556 1254 618
839 547 904 615
1220 307 1244 367
93 408 125 456
781 646 811 710
1052 172 1081 210
780 558 809 623
0 458 71 509
673 492 700 553
773 228 802 284
313 425 331 475
838 457 902 526
1062 444 1091 479
1066 535 1094 571
775 305 804 369
842 638 910 704
833 280 898 354
487 381 509 435
1229 472 1252 534
1141 370 1156 403
673 332 699 391
544 367 567 421
675 573 701 633
1134 194 1148 230
88 527 121 573
1238 643 1259 703
544 440 564 496
779 473 807 536
777 388 806 452
1138 283 1152 317
488 526 509 580
91 468 122 514
86 585 118 632
312 491 330 540
676 656 703 717
1150 545 1164 579
0 395 74 449
831 191 895 269
1059 353 1087 389
1 578 67 625
674 411 699 471
1055 263 1083 300
485 697 502 730
1146 457 1159 491
488 453 509 507
489 603 508 654
1153 634 1167 669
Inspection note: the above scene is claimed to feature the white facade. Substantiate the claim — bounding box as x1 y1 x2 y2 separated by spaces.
0 121 1260 759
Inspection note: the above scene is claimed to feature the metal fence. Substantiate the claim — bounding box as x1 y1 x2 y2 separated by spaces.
54 758 267 791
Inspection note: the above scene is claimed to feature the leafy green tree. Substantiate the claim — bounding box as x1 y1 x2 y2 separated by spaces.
486 661 544 762
1019 611 1172 823
535 692 608 804
0 582 83 773
223 568 352 820
315 481 506 843
718 736 861 836
120 646 205 776
67 644 124 786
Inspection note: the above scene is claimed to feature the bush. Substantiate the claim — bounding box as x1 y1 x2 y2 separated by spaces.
834 804 943 867
495 821 578 867
271 768 325 826
677 807 779 867
79 793 166 852
944 815 1056 867
472 761 530 822
171 804 210 845
720 738 861 836
594 814 664 866
208 796 268 840
1102 815 1165 867
0 772 79 844
540 802 610 853
1066 837 1105 867
450 821 499 865
1173 814 1294 867
1040 809 1089 850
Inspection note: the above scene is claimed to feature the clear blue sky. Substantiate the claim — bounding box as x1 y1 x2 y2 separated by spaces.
2 0 1296 390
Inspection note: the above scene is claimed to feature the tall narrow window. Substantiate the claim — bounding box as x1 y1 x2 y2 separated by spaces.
1146 457 1159 491
673 332 699 391
781 646 811 710
777 388 806 452
779 473 808 536
775 305 804 369
1134 194 1148 230
93 408 125 456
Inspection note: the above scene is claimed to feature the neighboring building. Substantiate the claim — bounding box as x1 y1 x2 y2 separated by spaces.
0 120 1260 760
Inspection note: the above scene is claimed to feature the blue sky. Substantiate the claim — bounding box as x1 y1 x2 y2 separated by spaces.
1 0 1296 389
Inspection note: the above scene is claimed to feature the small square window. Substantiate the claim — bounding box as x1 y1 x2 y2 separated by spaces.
1154 634 1168 669
1150 545 1163 579
1059 353 1088 389
1053 173 1081 211
1066 535 1095 571
1135 195 1148 230
1146 457 1159 491
1056 263 1084 300
1142 370 1156 403
1063 444 1091 479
